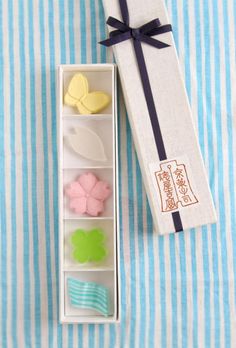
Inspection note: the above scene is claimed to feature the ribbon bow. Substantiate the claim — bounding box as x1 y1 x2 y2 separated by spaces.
99 16 172 49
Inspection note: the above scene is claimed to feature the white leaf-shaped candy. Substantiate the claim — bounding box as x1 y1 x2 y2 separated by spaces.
65 126 107 162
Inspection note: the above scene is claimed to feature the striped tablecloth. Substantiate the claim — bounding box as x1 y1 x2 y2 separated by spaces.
0 0 236 347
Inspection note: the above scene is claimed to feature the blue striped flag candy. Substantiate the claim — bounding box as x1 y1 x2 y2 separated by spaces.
67 278 111 317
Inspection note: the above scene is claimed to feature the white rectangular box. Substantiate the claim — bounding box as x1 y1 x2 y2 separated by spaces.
102 0 217 234
58 64 120 323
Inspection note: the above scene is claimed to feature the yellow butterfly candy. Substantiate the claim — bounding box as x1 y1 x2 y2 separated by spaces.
64 73 111 114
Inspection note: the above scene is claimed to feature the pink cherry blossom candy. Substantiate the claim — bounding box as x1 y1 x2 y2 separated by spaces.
65 172 111 216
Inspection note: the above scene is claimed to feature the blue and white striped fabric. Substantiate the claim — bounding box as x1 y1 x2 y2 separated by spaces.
0 0 236 347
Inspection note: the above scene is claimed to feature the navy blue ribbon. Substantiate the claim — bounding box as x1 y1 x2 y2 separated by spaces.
99 1 183 233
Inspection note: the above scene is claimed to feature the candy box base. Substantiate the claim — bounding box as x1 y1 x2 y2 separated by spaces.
58 64 120 323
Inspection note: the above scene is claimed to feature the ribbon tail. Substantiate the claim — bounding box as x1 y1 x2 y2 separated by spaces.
99 38 116 47
140 35 170 49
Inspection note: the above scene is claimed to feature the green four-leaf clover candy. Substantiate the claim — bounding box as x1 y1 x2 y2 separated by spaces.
70 228 107 263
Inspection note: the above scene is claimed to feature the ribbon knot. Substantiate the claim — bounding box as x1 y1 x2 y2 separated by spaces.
99 16 172 49
131 28 140 40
